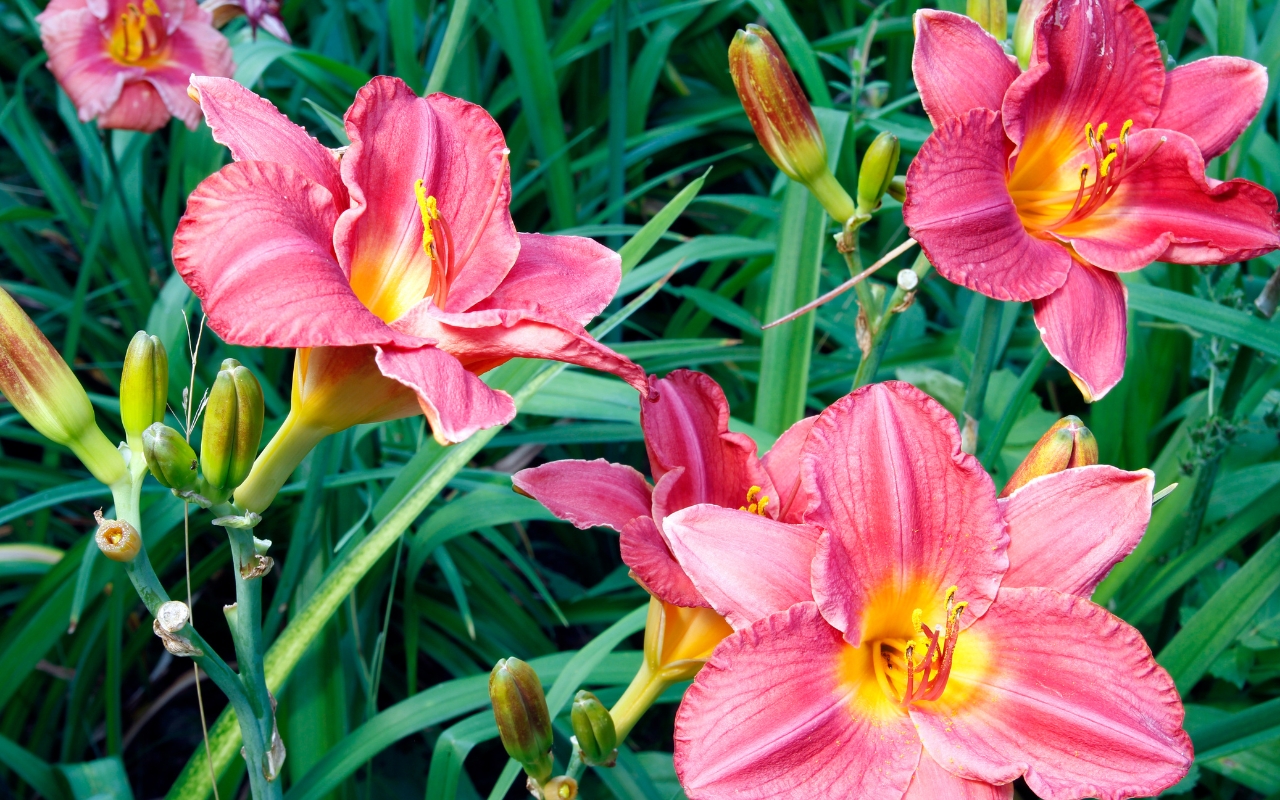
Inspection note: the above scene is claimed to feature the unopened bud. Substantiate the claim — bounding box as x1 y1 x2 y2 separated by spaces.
968 0 1008 41
94 509 140 562
887 175 906 203
1013 0 1048 69
571 691 618 766
542 776 578 800
201 359 264 492
143 423 201 493
1000 415 1098 497
490 658 554 783
120 331 168 451
0 286 125 485
729 25 856 222
856 131 900 215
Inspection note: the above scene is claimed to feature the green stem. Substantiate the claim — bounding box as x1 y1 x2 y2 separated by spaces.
852 251 931 389
980 344 1051 471
961 296 1003 446
608 661 669 744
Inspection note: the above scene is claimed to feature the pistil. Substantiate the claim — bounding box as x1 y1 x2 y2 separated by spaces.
899 586 967 706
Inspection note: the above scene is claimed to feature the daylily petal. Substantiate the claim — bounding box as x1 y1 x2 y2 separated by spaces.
511 459 652 533
473 233 619 327
142 8 234 130
335 77 518 322
619 514 706 608
1153 56 1268 160
1002 0 1165 174
373 343 516 444
173 160 404 349
761 414 816 523
639 370 774 516
291 345 420 432
36 3 136 122
1031 262 1128 402
1057 129 1280 270
1000 465 1153 596
910 587 1192 800
663 504 820 630
189 76 346 209
391 302 648 393
805 382 1007 647
912 10 1020 127
97 80 171 132
904 751 1013 800
904 109 1073 302
674 603 920 800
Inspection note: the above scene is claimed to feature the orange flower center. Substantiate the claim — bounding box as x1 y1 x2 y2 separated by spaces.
1010 119 1166 235
108 0 168 66
869 585 968 707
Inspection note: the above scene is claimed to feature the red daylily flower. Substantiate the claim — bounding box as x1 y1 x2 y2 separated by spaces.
903 0 1279 400
663 382 1191 800
513 370 817 661
173 76 646 510
36 0 233 132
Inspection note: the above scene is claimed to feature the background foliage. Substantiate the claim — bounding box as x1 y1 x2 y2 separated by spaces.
1 0 1279 796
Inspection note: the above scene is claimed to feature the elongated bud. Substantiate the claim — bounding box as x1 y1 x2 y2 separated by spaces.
571 691 618 766
729 25 856 222
201 359 264 492
968 0 1008 40
143 423 200 493
489 658 553 783
856 132 900 215
120 331 169 451
542 777 578 800
1013 0 1048 69
0 287 124 485
1000 415 1098 497
94 509 140 562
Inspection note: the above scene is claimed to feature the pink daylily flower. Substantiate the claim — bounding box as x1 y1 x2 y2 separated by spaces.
37 0 234 132
663 381 1192 800
903 0 1280 401
172 76 646 453
514 369 814 610
201 0 289 43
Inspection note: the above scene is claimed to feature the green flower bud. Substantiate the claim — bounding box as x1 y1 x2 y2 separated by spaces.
1013 0 1048 69
0 286 124 485
120 331 168 451
142 423 200 494
571 690 617 766
201 359 264 492
968 0 1008 41
489 658 553 783
1000 415 1099 497
887 175 906 204
856 131 900 216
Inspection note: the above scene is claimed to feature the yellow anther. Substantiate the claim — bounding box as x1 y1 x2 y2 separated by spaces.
911 608 923 635
747 503 758 514
1108 142 1118 153
745 486 761 504
1085 123 1096 147
756 495 769 515
414 179 439 255
142 0 161 15
1119 119 1133 143
1096 121 1109 141
950 601 969 622
1079 165 1089 180
1100 151 1117 177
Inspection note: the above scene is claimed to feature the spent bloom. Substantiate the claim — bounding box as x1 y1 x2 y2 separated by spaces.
201 0 289 42
37 0 233 132
903 0 1279 401
663 382 1191 800
174 76 646 512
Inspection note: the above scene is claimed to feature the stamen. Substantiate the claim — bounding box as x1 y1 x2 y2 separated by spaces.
414 179 452 306
1095 121 1109 142
739 486 770 515
896 588 967 707
1085 123 1096 148
1099 152 1117 177
1119 119 1133 144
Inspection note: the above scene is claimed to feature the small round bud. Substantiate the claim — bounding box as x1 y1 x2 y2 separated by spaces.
93 509 140 562
201 359 265 492
120 331 168 450
571 690 618 766
887 175 906 203
896 269 919 292
542 776 578 800
856 131 900 215
490 658 554 783
142 423 200 493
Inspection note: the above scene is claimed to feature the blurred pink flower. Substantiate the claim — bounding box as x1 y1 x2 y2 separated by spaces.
903 0 1279 401
201 0 289 43
36 0 233 132
173 76 646 481
664 381 1192 800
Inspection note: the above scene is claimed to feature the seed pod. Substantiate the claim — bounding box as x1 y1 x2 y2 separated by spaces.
120 331 168 450
856 132 900 216
489 658 554 783
1000 415 1099 497
93 509 140 562
571 690 617 766
201 359 264 492
142 423 200 493
542 777 578 800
